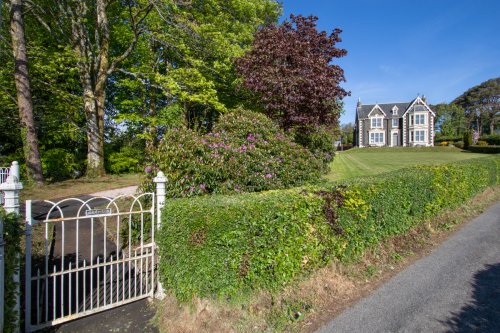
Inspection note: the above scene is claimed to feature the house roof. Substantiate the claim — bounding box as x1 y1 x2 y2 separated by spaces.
357 102 411 119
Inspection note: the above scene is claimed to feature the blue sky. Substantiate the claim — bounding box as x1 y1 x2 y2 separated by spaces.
280 0 500 124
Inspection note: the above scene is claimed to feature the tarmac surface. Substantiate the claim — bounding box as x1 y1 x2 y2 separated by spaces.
317 201 500 333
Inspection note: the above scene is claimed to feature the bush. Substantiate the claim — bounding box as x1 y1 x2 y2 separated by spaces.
434 136 461 144
144 109 322 197
157 156 500 301
1 208 22 333
468 145 500 154
463 131 472 150
41 148 82 181
106 146 142 174
481 134 500 146
293 126 337 173
476 140 489 146
454 141 464 149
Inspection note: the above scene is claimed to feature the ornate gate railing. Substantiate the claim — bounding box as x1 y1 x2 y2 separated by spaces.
0 165 9 205
24 193 156 332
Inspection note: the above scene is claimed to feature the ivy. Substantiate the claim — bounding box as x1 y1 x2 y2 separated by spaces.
1 208 23 333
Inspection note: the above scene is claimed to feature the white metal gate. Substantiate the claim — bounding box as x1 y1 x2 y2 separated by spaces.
0 166 9 205
24 193 156 332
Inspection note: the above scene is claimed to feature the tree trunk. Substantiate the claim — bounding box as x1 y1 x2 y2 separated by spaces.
83 87 105 177
489 114 495 135
145 87 157 153
10 0 44 185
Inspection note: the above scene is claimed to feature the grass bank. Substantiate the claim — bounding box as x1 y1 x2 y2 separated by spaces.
326 147 489 181
21 173 141 201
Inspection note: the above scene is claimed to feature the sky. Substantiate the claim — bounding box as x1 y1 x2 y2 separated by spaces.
280 0 500 124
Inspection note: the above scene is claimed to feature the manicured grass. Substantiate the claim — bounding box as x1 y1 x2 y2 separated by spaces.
326 147 489 181
21 173 142 201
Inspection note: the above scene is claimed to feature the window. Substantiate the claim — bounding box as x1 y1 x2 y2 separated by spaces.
410 115 414 125
392 118 398 127
370 132 384 144
371 117 382 128
415 114 425 125
415 130 425 142
392 106 399 115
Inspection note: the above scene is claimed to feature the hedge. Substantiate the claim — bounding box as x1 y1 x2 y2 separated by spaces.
480 134 500 146
468 145 500 154
157 156 500 301
1 209 22 333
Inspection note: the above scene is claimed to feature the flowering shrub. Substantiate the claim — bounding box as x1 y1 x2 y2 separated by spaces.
143 109 322 197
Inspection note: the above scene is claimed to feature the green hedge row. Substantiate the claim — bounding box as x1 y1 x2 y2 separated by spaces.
468 145 500 154
1 209 22 333
157 156 500 301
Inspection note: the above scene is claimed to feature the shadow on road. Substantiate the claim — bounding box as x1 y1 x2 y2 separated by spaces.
443 263 500 332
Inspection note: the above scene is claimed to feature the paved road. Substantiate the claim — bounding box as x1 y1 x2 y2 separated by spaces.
317 201 500 333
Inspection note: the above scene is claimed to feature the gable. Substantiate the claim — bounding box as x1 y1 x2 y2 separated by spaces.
402 97 436 117
368 106 385 117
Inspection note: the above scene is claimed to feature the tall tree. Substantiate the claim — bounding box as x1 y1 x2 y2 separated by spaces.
432 103 466 137
9 0 44 184
453 77 500 135
236 14 349 131
113 0 281 135
34 0 152 177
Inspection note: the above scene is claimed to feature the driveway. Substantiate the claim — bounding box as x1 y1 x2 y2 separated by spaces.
317 201 500 333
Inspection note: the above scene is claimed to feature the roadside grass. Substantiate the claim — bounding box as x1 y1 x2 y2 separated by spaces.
21 173 141 201
326 147 489 181
154 186 500 333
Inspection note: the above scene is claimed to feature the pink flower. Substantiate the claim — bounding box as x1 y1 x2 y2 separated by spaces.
265 173 273 179
200 184 206 191
144 166 152 173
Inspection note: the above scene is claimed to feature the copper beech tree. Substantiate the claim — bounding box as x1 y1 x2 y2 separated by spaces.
237 14 349 131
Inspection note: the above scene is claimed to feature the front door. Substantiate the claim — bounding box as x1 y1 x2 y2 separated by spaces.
392 133 399 147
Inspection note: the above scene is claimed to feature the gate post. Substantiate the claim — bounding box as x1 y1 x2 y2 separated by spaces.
153 171 167 299
0 161 22 333
0 162 23 214
0 214 4 332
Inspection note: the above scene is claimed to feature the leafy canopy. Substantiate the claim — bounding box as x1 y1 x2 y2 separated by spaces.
237 14 349 131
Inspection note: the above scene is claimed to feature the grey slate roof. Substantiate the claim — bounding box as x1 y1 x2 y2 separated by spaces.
357 101 413 119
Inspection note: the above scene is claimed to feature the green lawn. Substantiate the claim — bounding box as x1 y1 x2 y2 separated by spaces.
325 147 490 181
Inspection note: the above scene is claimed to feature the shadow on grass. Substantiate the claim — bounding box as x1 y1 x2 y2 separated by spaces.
443 263 500 332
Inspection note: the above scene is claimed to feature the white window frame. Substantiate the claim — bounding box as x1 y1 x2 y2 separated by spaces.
410 130 426 143
370 132 384 144
392 106 399 115
415 114 425 125
371 117 383 128
392 118 398 127
415 130 426 142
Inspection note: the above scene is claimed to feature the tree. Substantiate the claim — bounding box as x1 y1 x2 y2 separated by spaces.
113 0 281 136
432 103 466 138
340 123 354 144
26 0 153 177
453 78 500 135
236 14 349 131
9 0 44 184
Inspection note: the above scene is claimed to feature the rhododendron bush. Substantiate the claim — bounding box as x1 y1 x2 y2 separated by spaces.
142 109 321 197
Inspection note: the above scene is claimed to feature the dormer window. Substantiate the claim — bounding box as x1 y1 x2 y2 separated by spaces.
371 117 382 128
392 106 399 115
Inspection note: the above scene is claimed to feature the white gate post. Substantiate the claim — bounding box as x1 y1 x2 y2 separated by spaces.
1 162 22 214
0 161 22 333
153 171 167 299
